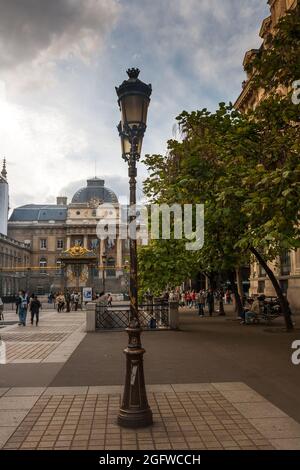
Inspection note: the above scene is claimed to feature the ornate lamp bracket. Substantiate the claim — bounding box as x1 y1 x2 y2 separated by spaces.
117 122 146 162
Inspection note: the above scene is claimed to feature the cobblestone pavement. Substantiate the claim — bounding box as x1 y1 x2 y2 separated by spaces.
0 310 86 363
0 383 300 450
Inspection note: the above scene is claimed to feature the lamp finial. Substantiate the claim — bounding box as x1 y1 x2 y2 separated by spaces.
126 68 140 79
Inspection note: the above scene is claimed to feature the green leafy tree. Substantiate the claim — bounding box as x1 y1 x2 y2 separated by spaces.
139 6 299 329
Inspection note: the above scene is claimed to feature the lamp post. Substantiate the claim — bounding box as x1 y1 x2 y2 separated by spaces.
116 68 152 428
101 253 107 293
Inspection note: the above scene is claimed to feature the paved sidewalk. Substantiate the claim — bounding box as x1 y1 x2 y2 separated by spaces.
0 310 85 363
0 382 300 451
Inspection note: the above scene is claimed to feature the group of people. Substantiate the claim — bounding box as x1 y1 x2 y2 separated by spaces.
50 291 81 313
175 288 231 317
48 291 113 312
14 291 41 326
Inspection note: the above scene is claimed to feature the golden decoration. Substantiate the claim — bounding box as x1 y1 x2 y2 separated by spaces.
65 244 93 257
66 265 75 281
80 266 89 283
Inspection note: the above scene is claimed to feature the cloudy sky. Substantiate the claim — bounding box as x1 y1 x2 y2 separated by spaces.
0 0 269 210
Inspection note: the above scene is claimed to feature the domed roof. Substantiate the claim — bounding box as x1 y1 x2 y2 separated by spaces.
71 178 118 204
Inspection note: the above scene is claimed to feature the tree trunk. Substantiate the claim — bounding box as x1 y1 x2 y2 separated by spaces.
236 267 244 300
203 271 217 289
250 247 293 331
228 270 244 317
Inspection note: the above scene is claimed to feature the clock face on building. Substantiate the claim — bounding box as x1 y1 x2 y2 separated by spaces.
89 197 103 208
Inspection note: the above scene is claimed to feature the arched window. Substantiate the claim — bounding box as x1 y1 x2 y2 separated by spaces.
39 257 47 274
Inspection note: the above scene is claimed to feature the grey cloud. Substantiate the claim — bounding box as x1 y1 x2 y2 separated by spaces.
0 0 120 70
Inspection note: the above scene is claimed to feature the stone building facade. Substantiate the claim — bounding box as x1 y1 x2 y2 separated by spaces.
5 177 130 295
0 232 31 296
234 0 299 311
0 159 31 296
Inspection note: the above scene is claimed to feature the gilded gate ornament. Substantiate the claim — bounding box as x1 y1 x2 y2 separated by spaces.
65 244 93 257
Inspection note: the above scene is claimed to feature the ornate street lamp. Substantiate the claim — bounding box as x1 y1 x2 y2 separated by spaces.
116 68 152 428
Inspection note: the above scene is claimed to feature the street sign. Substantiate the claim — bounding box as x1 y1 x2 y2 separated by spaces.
83 287 93 302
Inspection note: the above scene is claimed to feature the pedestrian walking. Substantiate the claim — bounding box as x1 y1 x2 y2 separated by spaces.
107 293 112 307
197 291 206 317
186 291 192 308
217 288 225 316
56 293 65 312
191 291 196 308
225 289 232 304
30 295 41 326
65 291 71 312
206 288 215 316
17 290 28 326
74 292 79 311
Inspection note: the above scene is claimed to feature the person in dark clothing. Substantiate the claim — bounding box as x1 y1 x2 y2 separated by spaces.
15 294 21 314
30 295 41 326
65 291 71 312
206 288 215 316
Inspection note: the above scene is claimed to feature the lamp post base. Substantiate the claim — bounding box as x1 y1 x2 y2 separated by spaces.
118 326 153 428
118 406 153 428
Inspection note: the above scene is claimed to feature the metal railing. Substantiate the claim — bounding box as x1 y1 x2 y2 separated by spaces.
96 302 169 330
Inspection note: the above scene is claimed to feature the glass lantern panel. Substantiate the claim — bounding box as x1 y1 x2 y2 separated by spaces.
121 94 145 125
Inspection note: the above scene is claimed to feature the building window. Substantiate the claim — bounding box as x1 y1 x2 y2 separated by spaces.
280 279 288 295
56 260 62 275
258 264 266 277
258 280 265 294
107 257 116 278
40 239 47 249
280 250 291 275
57 239 64 250
90 239 99 250
39 257 47 274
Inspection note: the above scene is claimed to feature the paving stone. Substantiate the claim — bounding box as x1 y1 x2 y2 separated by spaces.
234 402 288 419
0 427 16 448
0 396 39 410
172 384 216 392
5 387 46 397
249 417 300 439
43 387 88 396
0 410 28 428
212 383 252 392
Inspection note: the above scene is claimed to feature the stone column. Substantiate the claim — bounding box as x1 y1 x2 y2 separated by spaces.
99 239 105 281
66 236 71 249
86 302 96 332
117 237 122 268
168 301 179 329
83 235 88 248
